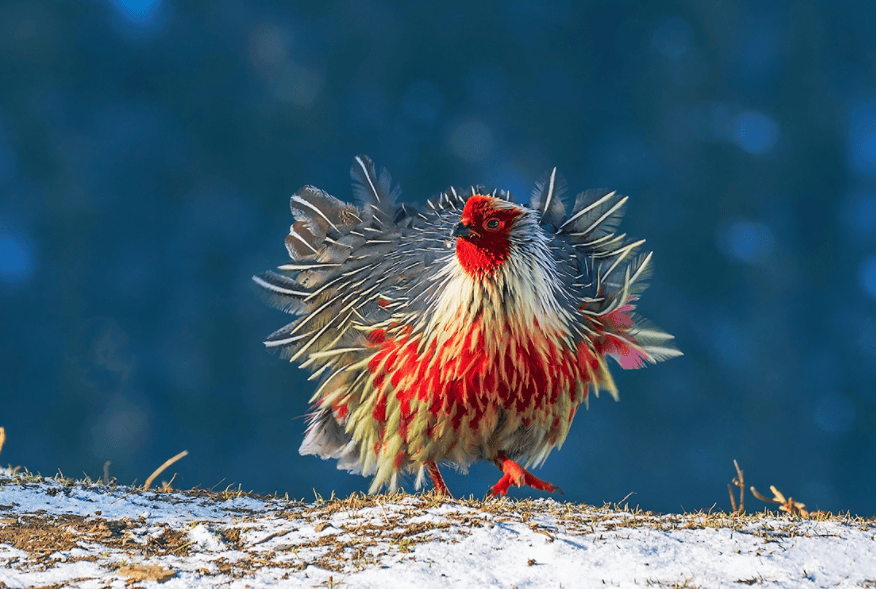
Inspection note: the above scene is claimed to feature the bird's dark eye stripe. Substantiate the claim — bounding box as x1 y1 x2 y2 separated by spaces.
486 219 500 228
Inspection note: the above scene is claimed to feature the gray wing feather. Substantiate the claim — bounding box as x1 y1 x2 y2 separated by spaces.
256 160 678 369
254 156 462 365
351 155 402 207
530 168 567 228
559 189 627 240
548 181 680 365
290 187 347 234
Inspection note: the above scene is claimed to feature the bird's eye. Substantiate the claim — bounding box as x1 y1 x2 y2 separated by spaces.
485 218 501 230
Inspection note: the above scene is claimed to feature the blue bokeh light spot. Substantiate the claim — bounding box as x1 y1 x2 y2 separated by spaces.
859 254 876 298
107 0 164 26
863 134 876 168
847 100 876 177
733 110 779 155
116 0 158 17
0 233 34 284
717 219 775 264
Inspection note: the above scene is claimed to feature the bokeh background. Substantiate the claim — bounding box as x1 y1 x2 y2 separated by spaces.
2 0 875 516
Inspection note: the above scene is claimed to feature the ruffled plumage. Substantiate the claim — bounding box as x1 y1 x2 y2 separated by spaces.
254 156 681 494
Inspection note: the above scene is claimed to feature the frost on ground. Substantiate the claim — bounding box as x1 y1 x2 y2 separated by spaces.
0 468 874 588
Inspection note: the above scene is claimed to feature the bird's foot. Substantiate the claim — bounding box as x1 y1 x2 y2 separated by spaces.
489 452 563 497
427 461 451 497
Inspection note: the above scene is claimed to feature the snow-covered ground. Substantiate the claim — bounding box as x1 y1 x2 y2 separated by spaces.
0 469 874 588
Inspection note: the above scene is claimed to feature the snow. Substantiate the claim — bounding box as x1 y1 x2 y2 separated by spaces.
0 469 874 588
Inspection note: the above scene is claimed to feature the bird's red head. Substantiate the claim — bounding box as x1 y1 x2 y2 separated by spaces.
453 195 523 277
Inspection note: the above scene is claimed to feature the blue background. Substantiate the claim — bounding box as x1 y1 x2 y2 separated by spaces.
1 0 874 515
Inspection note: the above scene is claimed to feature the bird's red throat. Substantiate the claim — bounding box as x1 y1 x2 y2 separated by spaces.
455 238 511 276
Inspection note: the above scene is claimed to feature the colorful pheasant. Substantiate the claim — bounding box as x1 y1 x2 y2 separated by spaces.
254 156 679 497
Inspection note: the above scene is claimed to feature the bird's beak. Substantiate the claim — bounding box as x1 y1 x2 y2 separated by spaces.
451 222 470 238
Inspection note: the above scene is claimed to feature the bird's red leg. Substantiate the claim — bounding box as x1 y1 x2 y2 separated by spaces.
427 461 451 496
489 451 563 497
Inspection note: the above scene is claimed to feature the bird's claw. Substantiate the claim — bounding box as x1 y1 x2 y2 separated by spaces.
489 473 516 497
489 454 562 497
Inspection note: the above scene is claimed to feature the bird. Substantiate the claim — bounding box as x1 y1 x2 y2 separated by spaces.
253 155 680 497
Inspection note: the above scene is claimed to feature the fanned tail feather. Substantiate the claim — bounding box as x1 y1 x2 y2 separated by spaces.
285 185 362 261
285 220 320 259
251 271 311 314
531 168 567 229
626 252 655 299
552 185 680 366
290 186 347 235
560 189 628 241
629 317 682 363
598 306 681 369
351 154 402 208
254 156 418 369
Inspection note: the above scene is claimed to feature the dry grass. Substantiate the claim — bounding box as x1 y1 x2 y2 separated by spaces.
143 449 189 491
729 459 812 519
0 426 862 536
0 466 873 585
727 459 745 514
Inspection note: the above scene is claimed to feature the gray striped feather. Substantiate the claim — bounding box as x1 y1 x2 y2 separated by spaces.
530 167 567 228
560 189 628 241
350 155 401 207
